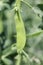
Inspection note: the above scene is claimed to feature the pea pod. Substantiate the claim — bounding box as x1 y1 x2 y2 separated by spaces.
14 10 26 53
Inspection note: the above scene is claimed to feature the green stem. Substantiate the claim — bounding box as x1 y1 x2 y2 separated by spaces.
22 50 30 61
15 54 21 65
21 0 33 9
21 0 39 15
15 0 21 10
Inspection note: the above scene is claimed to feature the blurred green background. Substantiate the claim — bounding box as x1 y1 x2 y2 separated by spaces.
0 0 43 65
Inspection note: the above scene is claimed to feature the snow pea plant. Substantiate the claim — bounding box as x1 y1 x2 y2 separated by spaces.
0 0 43 65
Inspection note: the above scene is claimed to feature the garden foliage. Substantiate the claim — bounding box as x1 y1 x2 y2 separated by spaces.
0 0 43 65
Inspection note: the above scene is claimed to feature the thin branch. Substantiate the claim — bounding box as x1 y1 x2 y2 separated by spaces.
15 54 21 65
21 0 33 9
21 0 40 16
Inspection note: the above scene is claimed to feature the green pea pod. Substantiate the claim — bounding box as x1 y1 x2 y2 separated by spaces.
14 10 26 53
0 17 3 34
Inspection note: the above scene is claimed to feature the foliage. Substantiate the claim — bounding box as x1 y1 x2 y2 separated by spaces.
0 0 43 65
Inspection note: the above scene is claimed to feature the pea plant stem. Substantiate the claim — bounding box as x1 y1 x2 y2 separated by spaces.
15 54 21 65
21 0 33 9
22 50 31 62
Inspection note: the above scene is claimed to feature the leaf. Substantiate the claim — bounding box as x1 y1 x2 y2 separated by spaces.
2 58 13 65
